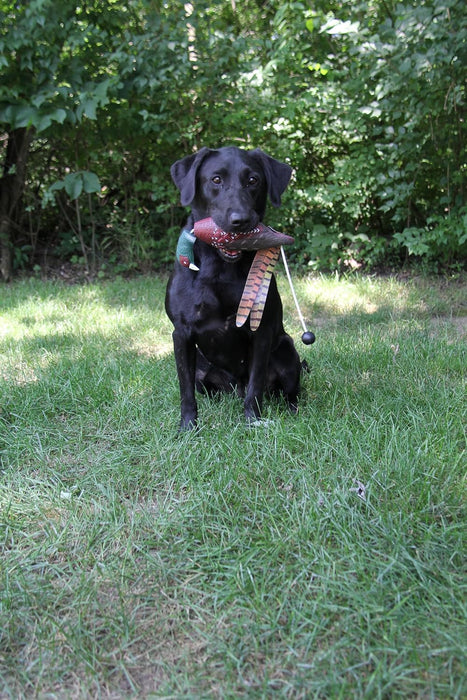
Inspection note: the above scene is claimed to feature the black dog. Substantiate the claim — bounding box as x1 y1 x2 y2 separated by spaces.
165 146 303 430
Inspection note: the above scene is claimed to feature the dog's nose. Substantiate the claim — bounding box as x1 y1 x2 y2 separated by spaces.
229 212 251 231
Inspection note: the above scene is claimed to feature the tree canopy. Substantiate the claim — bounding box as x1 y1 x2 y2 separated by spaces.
0 0 465 279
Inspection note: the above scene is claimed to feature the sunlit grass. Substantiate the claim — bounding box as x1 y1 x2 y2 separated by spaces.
0 273 465 698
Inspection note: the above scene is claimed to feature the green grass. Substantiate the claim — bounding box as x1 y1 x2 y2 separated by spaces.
0 273 465 698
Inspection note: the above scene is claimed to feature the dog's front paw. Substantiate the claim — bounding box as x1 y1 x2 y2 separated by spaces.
245 405 263 428
247 418 274 428
178 414 198 432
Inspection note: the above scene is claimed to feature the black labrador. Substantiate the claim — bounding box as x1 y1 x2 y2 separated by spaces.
165 146 303 430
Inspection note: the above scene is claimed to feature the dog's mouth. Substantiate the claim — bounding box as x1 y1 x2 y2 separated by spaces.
217 249 243 263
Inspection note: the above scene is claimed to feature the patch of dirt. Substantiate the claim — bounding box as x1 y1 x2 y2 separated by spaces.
429 316 467 337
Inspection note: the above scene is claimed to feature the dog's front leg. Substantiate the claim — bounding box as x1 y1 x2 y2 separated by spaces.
244 330 272 423
173 329 198 431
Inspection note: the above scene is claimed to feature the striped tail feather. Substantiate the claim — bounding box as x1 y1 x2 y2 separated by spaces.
236 247 280 329
249 247 280 330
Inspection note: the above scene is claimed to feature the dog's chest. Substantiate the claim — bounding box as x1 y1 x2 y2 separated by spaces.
185 268 246 349
193 283 239 328
194 296 249 371
193 263 243 310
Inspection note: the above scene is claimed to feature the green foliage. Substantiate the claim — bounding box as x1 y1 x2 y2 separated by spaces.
47 171 101 201
268 0 466 269
395 208 467 266
0 0 465 275
0 0 120 130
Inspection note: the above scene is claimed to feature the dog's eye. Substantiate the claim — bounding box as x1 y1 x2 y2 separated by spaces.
211 176 222 185
248 176 259 186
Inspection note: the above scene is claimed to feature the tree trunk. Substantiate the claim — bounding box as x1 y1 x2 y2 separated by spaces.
0 127 32 281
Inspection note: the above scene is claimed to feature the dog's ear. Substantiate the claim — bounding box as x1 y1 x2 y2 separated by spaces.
170 147 213 206
249 149 292 207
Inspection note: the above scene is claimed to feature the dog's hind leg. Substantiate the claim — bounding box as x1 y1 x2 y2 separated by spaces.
267 334 303 413
243 330 273 422
195 350 238 396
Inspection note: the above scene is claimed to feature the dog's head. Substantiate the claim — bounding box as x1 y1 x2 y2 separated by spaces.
170 146 292 234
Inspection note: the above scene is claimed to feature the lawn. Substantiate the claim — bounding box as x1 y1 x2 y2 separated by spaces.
0 272 465 698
